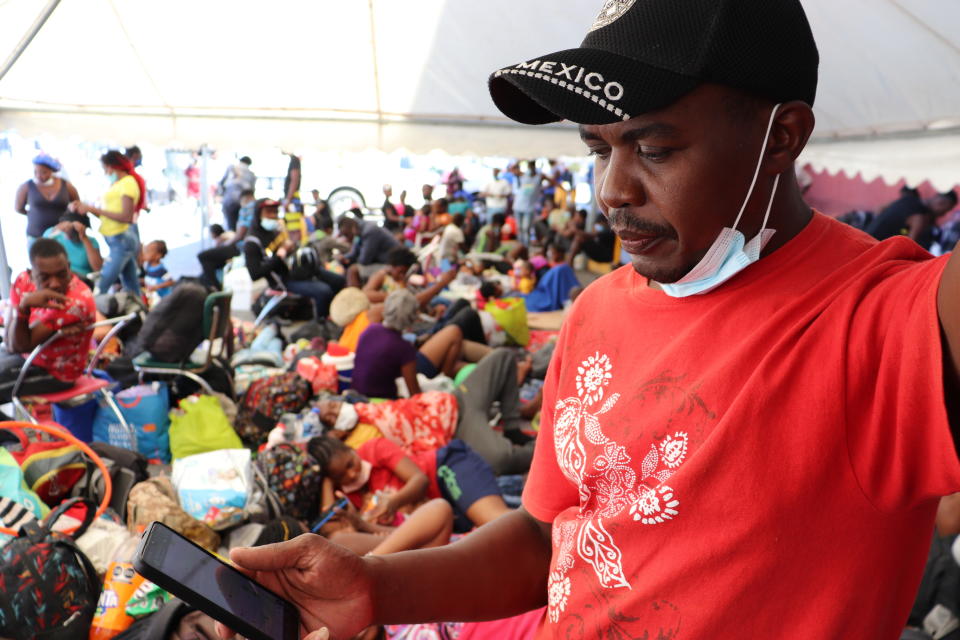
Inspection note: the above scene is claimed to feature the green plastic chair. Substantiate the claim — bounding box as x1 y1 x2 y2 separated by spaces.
133 291 233 396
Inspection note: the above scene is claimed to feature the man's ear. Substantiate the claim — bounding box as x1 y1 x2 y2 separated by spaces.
766 101 816 175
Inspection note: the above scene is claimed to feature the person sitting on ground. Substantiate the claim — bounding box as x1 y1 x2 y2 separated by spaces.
351 290 464 399
2 239 96 399
338 215 400 287
866 187 958 251
143 240 175 300
333 264 458 352
43 213 102 284
430 198 452 230
447 195 470 216
522 244 582 312
473 212 506 254
244 199 346 318
362 247 420 304
434 213 467 270
567 212 617 265
310 191 334 237
308 434 512 533
512 259 536 295
319 347 539 475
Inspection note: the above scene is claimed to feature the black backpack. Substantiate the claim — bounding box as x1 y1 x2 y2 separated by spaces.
129 282 208 363
70 442 150 522
0 497 100 640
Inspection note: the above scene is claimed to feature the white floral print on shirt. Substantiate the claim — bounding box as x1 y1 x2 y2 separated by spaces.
551 353 693 622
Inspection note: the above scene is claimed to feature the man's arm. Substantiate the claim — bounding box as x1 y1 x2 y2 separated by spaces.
938 249 960 436
369 508 551 624
6 290 71 353
218 507 552 640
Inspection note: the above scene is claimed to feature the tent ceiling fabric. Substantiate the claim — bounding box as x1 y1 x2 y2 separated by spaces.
1 0 959 176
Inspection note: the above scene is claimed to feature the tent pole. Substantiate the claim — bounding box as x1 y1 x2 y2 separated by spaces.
199 146 210 250
0 210 9 300
0 0 63 83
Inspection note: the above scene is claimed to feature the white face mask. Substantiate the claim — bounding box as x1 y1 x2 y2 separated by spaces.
34 177 55 187
332 403 359 432
656 103 783 298
341 459 372 494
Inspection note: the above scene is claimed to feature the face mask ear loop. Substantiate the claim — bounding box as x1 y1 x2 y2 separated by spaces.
759 173 781 231
731 103 782 232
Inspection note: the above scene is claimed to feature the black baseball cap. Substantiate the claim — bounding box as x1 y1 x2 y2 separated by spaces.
489 0 819 125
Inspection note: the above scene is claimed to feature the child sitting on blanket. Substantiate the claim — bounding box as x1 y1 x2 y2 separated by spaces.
512 259 536 294
307 435 511 534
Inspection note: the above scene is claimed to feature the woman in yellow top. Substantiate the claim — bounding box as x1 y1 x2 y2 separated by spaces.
69 151 145 295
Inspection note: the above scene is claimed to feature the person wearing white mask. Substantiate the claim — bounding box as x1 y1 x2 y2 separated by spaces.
215 1 960 639
14 154 80 248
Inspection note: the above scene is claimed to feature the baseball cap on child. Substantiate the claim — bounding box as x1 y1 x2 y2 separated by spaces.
488 0 819 125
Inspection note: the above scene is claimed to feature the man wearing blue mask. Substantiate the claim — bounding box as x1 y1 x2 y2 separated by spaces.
215 2 960 639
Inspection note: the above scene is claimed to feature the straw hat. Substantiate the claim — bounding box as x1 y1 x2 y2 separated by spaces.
330 287 371 327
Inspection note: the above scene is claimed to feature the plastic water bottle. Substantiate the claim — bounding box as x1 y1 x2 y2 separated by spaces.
301 408 323 440
278 413 302 441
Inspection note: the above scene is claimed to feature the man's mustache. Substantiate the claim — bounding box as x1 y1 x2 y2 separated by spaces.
605 209 677 239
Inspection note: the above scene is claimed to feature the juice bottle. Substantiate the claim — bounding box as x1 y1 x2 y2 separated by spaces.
89 535 145 639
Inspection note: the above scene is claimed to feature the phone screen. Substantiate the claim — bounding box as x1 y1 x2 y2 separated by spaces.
139 523 292 639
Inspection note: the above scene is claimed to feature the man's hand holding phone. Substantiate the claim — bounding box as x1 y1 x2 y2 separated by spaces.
215 535 376 640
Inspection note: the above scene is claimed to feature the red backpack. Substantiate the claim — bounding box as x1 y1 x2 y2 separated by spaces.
236 373 312 447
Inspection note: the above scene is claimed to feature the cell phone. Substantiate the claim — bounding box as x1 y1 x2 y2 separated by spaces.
310 496 350 533
133 521 299 640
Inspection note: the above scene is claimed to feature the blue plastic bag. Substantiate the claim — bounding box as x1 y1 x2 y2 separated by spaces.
92 382 171 463
52 398 99 443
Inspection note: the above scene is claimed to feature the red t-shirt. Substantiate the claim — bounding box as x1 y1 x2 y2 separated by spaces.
524 213 960 639
352 438 440 508
9 271 95 382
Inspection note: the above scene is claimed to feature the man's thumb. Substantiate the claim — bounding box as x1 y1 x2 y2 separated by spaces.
229 539 304 571
304 628 330 640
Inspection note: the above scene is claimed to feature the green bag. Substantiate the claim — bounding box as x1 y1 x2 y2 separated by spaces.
485 297 530 347
168 395 242 460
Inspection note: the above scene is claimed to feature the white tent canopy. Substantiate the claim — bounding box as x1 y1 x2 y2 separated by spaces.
1 0 960 176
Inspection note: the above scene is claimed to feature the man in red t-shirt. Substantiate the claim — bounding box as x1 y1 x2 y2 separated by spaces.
4 238 96 390
215 3 960 640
